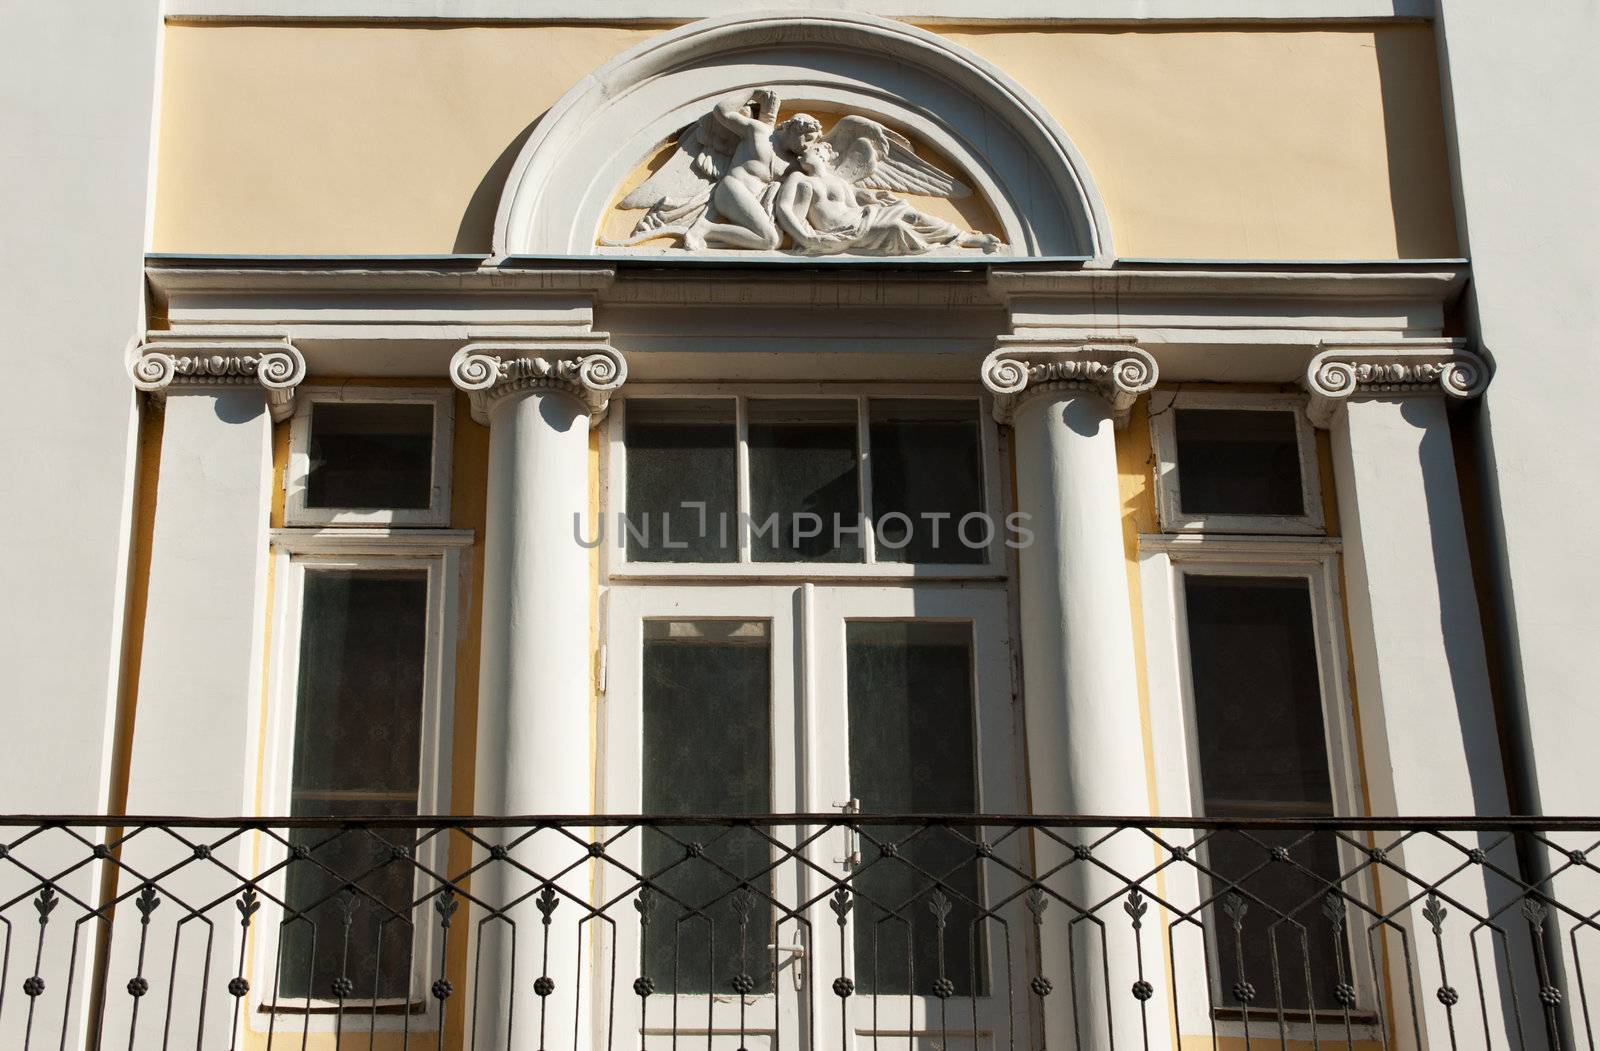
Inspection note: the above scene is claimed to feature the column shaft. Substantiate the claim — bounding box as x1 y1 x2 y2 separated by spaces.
1012 391 1166 1051
472 387 595 1051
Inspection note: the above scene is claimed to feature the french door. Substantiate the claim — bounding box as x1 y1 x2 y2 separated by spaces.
600 583 1024 1050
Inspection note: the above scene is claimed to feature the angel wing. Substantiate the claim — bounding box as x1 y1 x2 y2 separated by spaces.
617 109 741 227
822 115 971 199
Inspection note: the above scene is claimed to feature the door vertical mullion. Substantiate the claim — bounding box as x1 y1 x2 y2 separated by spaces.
856 395 877 564
736 396 753 563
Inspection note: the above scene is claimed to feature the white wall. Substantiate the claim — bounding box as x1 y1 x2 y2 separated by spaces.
0 6 160 810
0 6 161 1047
1433 2 1600 817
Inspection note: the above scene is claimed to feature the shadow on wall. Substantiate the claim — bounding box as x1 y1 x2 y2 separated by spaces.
1373 29 1460 258
454 111 546 253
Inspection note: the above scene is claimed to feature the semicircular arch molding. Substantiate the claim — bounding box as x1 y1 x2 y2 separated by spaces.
492 11 1114 260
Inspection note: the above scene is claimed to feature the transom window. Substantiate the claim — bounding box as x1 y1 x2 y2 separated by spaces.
286 387 455 527
607 391 1003 572
1150 392 1323 534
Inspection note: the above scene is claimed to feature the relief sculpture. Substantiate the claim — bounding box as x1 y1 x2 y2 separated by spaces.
603 88 1001 255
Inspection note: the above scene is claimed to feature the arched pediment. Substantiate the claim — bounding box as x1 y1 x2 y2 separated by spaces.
492 11 1113 260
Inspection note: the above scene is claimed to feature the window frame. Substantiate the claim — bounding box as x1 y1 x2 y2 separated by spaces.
1149 391 1324 535
602 384 1009 580
1137 533 1380 1040
253 527 469 1028
285 386 455 528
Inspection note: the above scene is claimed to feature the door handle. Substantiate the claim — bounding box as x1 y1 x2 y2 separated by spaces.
768 939 806 991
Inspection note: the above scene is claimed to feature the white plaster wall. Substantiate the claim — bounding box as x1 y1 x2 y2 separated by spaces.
1433 3 1600 816
0 1 159 813
0 5 160 1048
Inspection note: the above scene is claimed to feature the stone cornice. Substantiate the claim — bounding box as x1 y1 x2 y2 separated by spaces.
1302 339 1490 427
129 337 306 422
980 337 1158 428
450 338 627 425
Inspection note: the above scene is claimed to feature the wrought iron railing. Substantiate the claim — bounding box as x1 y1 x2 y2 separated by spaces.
0 814 1596 1050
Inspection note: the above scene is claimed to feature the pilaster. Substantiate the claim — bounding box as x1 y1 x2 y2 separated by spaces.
1301 338 1530 1048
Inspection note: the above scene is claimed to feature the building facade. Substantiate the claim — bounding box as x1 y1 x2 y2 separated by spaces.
2 3 1596 1050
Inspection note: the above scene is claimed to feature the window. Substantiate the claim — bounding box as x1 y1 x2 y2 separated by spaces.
608 390 1000 572
260 531 466 1024
286 388 454 527
1138 536 1373 1034
1183 575 1344 1014
1151 393 1323 534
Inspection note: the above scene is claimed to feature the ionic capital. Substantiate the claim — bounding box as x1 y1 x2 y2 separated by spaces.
450 339 627 426
980 338 1158 428
129 337 307 422
1303 340 1490 428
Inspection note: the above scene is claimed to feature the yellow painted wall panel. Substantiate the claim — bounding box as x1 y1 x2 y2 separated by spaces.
154 24 662 254
153 23 1456 259
942 24 1456 258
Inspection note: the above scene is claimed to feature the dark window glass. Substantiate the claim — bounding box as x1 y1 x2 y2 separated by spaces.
1174 409 1304 517
624 399 738 563
1184 576 1347 1013
641 621 773 994
868 400 986 564
306 403 435 510
748 400 862 563
846 621 984 996
281 570 428 1002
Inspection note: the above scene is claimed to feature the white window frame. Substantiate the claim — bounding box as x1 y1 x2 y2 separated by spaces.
1137 533 1381 1043
1150 391 1324 535
252 527 470 1031
601 384 1009 581
285 386 455 528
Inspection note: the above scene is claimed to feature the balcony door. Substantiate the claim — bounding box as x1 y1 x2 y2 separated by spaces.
601 582 1023 1050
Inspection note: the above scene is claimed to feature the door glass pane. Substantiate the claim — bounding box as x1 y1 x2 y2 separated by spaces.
868 399 986 564
845 621 984 996
747 399 862 563
642 620 773 994
1184 576 1346 1012
282 569 428 1001
1174 409 1304 517
306 403 435 510
625 399 738 563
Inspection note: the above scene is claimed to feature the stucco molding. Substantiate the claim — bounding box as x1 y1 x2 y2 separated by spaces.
450 338 627 424
164 0 1436 24
1302 339 1489 427
981 337 1158 428
492 11 1114 260
129 336 306 421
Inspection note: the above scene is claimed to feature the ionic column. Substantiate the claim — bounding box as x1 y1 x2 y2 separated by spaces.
107 337 304 1049
1305 341 1537 1050
450 339 625 1050
981 340 1169 1050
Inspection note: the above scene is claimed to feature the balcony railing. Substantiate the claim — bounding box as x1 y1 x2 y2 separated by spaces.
1 814 1596 1050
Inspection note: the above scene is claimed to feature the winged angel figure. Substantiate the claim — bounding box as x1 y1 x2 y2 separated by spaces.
604 89 1000 255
